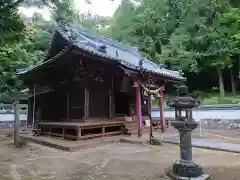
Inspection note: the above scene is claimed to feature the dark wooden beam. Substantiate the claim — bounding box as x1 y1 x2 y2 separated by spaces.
27 98 33 127
109 71 115 118
66 90 70 121
84 74 89 119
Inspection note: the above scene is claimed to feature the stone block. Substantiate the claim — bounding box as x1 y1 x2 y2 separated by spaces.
151 137 163 145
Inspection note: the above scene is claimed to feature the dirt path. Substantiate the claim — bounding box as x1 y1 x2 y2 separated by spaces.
0 136 240 180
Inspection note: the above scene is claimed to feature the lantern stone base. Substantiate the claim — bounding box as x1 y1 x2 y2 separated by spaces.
166 168 210 180
166 161 211 180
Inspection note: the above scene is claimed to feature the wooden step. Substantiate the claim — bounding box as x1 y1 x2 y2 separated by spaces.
124 121 149 135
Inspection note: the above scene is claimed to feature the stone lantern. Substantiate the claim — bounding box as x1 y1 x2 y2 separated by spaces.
166 85 210 179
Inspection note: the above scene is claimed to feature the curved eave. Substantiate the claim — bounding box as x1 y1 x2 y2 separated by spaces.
118 63 186 83
18 27 185 82
17 46 71 78
18 44 185 82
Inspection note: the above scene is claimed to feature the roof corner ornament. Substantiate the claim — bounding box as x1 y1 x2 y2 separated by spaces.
138 59 144 68
97 45 107 54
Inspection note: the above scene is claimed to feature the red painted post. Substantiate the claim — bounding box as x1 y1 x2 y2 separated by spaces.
135 82 142 137
159 87 165 133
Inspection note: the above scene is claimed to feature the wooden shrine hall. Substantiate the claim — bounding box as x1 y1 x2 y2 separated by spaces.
18 24 184 140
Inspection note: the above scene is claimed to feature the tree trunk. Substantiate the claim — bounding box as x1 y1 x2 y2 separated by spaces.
230 69 236 95
217 67 225 97
238 57 240 78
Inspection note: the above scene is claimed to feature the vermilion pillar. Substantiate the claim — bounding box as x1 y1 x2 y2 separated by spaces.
134 82 142 137
159 87 165 133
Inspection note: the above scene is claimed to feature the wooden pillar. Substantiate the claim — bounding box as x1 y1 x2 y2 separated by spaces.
84 88 87 119
83 71 89 119
27 98 33 127
32 84 36 129
134 81 142 137
77 127 81 140
62 128 65 139
109 71 115 118
159 87 165 133
36 106 41 128
84 88 89 119
87 89 89 117
109 90 112 118
66 91 70 121
147 75 153 144
13 100 20 145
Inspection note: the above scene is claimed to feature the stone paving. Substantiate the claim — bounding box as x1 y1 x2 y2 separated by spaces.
121 131 240 153
164 138 240 153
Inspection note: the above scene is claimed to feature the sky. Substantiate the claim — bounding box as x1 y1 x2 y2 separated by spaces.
19 0 122 20
76 0 121 17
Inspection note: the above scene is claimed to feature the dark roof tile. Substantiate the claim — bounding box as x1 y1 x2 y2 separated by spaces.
18 24 185 81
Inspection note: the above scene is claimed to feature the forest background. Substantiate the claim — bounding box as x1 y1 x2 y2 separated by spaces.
1 0 240 104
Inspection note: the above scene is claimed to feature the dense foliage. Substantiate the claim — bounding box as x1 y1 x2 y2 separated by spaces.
108 0 240 97
0 0 110 95
1 0 240 98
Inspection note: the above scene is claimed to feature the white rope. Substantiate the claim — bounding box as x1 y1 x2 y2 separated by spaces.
137 80 164 95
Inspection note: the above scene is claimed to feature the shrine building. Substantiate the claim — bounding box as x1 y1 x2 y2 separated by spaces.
19 24 185 140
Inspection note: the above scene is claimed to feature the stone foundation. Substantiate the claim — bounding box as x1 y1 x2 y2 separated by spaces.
200 119 240 130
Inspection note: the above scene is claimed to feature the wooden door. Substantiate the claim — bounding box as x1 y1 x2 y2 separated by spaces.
70 84 84 119
88 80 109 118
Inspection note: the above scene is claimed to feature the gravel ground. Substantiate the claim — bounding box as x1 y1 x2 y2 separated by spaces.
0 135 240 180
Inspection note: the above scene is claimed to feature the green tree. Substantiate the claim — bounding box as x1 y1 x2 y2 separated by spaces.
219 7 240 95
0 26 42 93
109 0 240 97
110 0 137 43
0 3 25 45
161 0 234 97
51 0 79 23
0 0 56 94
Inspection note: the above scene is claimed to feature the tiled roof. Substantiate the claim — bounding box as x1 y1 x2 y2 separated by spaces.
18 24 185 81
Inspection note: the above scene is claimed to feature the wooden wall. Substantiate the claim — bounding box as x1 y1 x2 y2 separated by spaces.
28 50 151 123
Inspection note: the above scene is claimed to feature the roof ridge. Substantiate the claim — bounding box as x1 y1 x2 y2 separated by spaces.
66 24 142 58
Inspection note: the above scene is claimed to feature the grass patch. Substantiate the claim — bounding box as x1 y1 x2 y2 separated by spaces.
202 93 240 105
